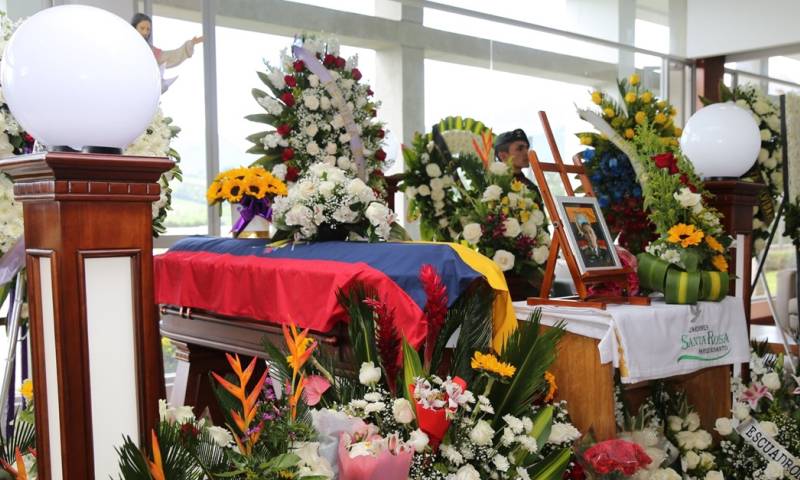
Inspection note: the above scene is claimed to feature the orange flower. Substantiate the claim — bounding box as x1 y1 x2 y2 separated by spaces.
148 430 165 480
283 324 317 375
211 353 268 454
544 371 558 403
705 236 724 253
667 223 704 248
712 255 728 272
472 129 494 167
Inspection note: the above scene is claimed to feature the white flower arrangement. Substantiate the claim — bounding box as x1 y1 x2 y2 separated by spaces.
272 164 396 242
0 173 23 255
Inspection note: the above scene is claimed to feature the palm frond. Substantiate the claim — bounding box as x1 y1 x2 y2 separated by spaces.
0 414 35 463
115 435 152 480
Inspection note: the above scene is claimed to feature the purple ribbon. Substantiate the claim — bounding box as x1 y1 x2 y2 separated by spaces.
291 45 367 181
232 196 273 238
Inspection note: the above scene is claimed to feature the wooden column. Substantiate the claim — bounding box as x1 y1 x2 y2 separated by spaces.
704 180 763 324
0 152 172 480
695 56 726 111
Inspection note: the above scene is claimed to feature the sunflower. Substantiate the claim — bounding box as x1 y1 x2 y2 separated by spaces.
471 351 516 378
263 176 288 196
543 371 557 402
712 255 728 272
206 181 224 204
705 236 724 253
221 177 247 202
667 223 704 248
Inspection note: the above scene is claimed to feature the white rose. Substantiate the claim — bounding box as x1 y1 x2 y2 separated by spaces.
764 154 778 169
493 454 510 472
700 452 715 469
358 361 381 386
408 429 429 453
392 398 415 424
305 124 319 137
673 187 702 209
645 447 667 470
714 417 734 436
469 420 495 446
650 469 681 480
431 188 445 201
482 185 502 202
452 464 480 480
271 163 288 181
503 218 521 238
308 74 320 87
306 141 321 156
686 412 701 432
693 430 713 450
548 422 580 444
417 185 431 196
429 177 444 191
754 99 770 115
763 372 781 391
760 420 779 438
320 96 331 110
207 425 234 447
733 402 751 421
425 163 442 178
405 186 417 200
303 94 320 111
318 181 336 199
463 223 482 245
171 405 195 424
764 461 785 480
489 162 508 175
365 202 390 226
331 115 345 130
323 142 337 155
667 415 683 432
682 451 700 470
337 156 352 171
758 148 770 164
705 471 724 480
531 209 545 225
761 129 772 141
532 245 550 265
521 220 537 237
492 249 515 272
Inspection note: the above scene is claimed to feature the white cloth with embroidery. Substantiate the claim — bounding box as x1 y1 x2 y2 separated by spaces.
513 296 749 383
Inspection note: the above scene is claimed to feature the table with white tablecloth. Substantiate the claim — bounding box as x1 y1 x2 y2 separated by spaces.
514 297 749 440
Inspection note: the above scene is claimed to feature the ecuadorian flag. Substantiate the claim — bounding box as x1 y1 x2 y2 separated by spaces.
154 237 516 351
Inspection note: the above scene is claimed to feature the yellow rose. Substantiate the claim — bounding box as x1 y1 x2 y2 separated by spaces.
629 73 640 86
603 107 615 118
591 91 602 105
624 92 637 103
641 91 653 103
654 113 667 124
674 127 683 136
579 136 592 146
20 379 33 402
624 128 635 139
634 111 646 125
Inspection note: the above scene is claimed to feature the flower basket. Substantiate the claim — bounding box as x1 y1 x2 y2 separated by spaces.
637 253 728 304
229 201 271 239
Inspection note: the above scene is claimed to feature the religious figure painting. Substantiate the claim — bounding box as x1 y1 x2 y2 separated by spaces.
555 196 621 273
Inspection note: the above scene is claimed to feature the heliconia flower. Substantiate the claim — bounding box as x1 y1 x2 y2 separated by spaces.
419 264 447 371
364 297 400 394
148 430 166 480
741 382 773 409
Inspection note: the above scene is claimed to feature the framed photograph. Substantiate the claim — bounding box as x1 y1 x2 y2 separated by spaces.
554 196 621 273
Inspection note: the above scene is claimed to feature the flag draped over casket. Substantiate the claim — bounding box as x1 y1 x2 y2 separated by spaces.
154 237 516 351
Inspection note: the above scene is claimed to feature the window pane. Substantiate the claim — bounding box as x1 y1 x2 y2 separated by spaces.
152 14 208 235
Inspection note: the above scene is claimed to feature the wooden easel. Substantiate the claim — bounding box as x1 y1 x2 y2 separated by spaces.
528 111 650 309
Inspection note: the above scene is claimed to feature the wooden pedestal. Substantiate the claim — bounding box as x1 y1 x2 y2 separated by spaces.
0 152 172 479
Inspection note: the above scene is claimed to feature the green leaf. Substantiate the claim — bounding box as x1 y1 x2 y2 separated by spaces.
245 113 278 125
268 452 301 470
402 336 423 404
246 131 268 144
680 248 701 272
251 88 269 101
527 447 572 480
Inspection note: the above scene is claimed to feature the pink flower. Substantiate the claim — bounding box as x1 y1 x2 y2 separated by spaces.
741 382 773 409
302 375 331 406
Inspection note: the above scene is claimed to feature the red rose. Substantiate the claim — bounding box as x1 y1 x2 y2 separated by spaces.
293 60 305 72
651 152 678 174
377 129 385 139
282 148 294 161
284 75 297 88
323 54 337 67
277 124 292 137
285 166 300 182
351 68 362 80
375 149 387 161
280 92 295 107
679 174 698 192
335 57 346 69
367 88 374 96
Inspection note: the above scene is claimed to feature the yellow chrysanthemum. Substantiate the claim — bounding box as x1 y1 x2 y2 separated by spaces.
634 111 647 125
471 351 516 378
667 223 704 248
629 73 640 86
712 255 728 272
520 210 530 223
624 92 637 103
543 371 557 402
511 180 524 192
20 379 32 402
221 177 247 202
603 107 615 118
705 236 724 253
674 127 683 137
624 128 635 139
656 100 667 109
641 91 653 103
591 91 602 105
654 112 667 124
501 196 510 206
611 117 624 128
517 200 527 210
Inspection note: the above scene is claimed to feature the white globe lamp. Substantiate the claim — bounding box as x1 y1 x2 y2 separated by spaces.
679 102 761 178
0 5 160 153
